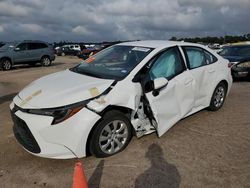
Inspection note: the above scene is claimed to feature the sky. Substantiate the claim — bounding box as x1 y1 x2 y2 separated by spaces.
0 0 250 42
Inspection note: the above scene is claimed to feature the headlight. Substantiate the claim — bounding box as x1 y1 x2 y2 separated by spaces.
28 102 87 125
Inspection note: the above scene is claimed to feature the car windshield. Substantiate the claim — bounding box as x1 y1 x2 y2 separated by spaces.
219 46 250 57
71 45 153 80
0 42 17 50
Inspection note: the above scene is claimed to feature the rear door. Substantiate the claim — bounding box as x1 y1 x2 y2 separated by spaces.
144 47 195 136
26 43 41 61
181 46 218 109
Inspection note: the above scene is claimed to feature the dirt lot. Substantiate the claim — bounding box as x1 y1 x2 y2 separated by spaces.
0 56 250 188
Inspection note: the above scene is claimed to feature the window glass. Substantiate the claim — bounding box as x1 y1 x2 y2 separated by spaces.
237 47 250 57
28 43 37 50
149 48 185 80
16 43 27 51
204 50 217 64
73 45 153 80
184 47 205 69
38 43 48 48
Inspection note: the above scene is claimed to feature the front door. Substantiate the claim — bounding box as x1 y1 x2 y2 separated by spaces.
12 43 29 63
144 47 195 136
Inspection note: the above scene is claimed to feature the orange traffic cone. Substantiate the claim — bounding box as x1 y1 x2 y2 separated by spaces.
73 162 88 188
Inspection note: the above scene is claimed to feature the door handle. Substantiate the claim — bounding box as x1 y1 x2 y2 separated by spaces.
208 69 215 73
185 78 193 85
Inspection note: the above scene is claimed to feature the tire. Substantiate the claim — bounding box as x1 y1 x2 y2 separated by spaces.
90 110 132 158
0 58 12 71
41 56 51 67
208 82 227 111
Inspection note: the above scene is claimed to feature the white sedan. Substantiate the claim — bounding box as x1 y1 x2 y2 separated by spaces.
10 40 232 159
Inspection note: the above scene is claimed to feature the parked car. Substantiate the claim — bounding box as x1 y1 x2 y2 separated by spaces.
219 44 250 63
10 40 232 159
78 44 111 59
231 59 250 80
0 42 5 48
56 46 80 56
62 44 81 51
0 40 55 70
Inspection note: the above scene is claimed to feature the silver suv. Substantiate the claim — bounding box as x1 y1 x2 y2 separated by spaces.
0 40 55 70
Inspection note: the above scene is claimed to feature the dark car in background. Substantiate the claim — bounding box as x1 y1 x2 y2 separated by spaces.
0 42 5 48
56 46 80 56
231 59 250 81
77 44 112 59
219 45 250 80
219 45 250 63
0 40 55 70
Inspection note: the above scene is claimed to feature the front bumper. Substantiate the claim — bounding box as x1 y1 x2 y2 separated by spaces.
10 101 101 159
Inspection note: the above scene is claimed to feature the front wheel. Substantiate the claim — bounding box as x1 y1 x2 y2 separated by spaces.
41 56 51 66
208 82 227 111
1 59 12 70
90 111 132 158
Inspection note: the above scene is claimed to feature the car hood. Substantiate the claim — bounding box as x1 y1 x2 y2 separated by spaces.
17 69 114 108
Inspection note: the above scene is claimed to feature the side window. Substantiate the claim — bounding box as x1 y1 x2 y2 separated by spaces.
37 43 48 49
16 43 27 51
204 50 218 64
184 47 205 69
149 47 185 80
27 43 37 50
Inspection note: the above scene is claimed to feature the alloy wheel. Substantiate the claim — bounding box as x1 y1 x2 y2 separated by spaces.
213 86 225 108
99 120 129 155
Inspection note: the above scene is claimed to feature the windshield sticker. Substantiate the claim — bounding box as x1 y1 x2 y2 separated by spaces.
85 56 95 63
89 87 100 97
132 47 150 52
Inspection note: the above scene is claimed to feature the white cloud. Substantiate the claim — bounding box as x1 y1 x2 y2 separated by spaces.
0 1 30 16
19 24 43 33
72 26 90 35
0 0 250 41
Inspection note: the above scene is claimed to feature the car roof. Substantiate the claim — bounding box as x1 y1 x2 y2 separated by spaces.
117 40 201 49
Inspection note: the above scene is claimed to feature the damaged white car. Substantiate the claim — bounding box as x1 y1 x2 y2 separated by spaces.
10 40 232 159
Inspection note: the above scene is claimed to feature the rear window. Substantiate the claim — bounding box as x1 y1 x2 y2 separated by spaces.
28 42 48 50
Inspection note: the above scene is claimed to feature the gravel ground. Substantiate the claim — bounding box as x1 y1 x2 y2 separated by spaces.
0 56 249 188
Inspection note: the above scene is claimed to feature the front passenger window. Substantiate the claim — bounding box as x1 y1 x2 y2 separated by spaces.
149 47 185 80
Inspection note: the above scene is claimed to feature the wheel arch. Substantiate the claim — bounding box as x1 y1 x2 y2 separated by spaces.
85 105 133 156
41 55 50 60
0 56 12 65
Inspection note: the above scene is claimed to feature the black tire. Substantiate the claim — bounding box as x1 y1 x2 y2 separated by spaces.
208 82 227 111
90 110 132 158
41 56 51 67
0 58 12 71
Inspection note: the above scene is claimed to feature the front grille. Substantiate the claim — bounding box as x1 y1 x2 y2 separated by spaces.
10 108 41 154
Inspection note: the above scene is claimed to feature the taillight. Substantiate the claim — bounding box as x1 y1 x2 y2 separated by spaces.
228 62 235 68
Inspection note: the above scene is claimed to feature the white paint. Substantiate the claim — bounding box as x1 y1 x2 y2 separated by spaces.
10 40 232 159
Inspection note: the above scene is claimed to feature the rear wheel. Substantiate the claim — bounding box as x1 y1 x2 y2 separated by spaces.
208 82 227 111
90 110 132 158
41 56 51 66
1 59 12 71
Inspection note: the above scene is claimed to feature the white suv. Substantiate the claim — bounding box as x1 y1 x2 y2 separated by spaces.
10 40 232 159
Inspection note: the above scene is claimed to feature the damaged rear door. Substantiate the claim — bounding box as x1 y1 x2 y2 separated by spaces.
143 47 195 136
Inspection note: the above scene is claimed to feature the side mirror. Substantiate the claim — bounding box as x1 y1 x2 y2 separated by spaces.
14 47 20 51
153 77 168 90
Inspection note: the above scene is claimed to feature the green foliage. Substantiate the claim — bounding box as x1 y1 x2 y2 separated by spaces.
170 34 250 44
